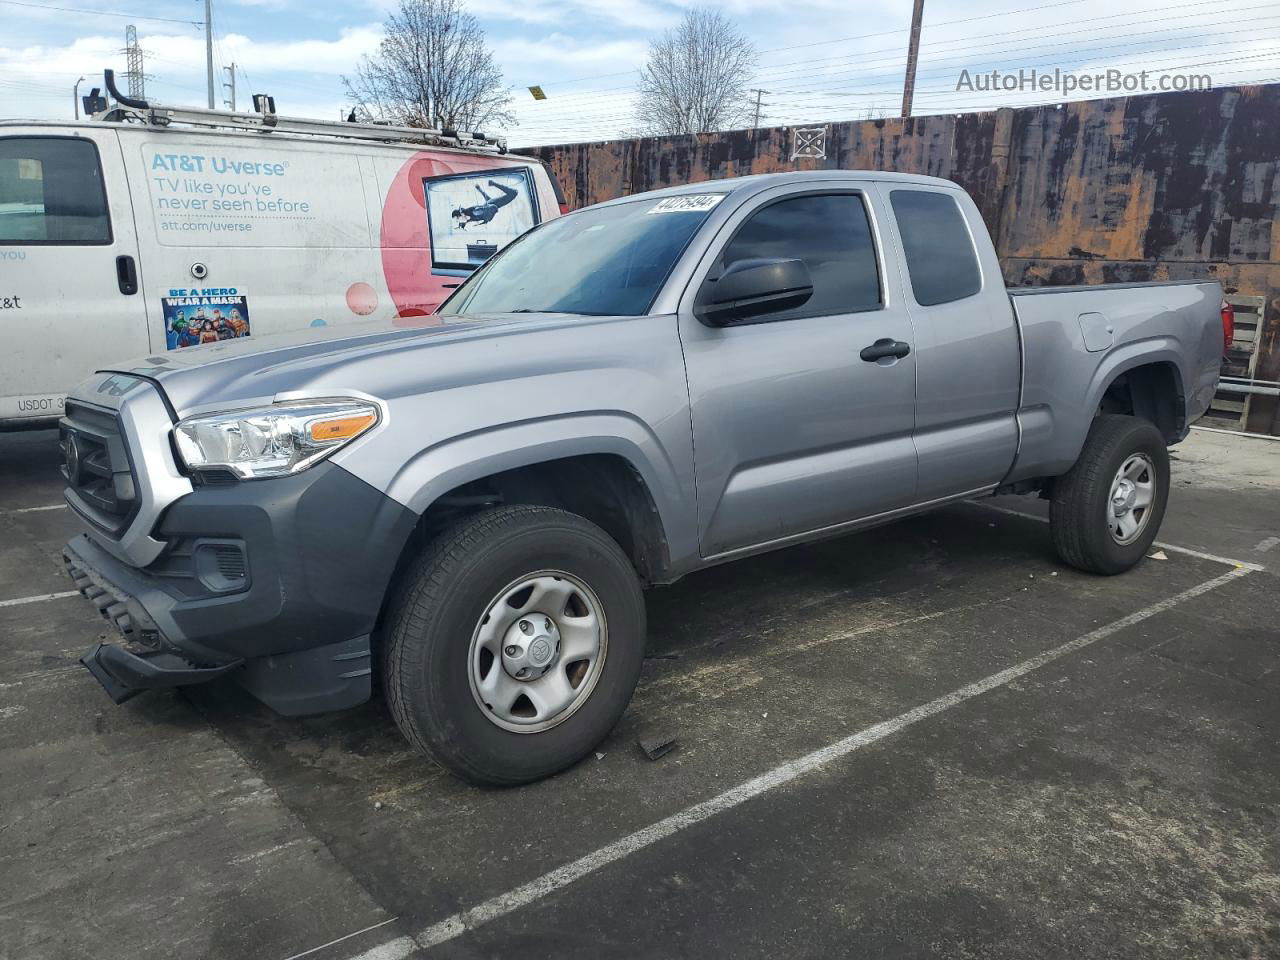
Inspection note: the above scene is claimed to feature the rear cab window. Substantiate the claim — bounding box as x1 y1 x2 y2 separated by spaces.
716 192 881 320
889 189 981 306
0 137 111 245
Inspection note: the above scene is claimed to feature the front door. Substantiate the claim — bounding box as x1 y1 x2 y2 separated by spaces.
677 185 919 558
0 129 148 423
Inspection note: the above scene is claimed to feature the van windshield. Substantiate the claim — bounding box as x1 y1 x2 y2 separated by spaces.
437 194 723 317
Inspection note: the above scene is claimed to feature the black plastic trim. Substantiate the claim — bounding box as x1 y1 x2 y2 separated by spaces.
65 461 417 714
80 642 243 704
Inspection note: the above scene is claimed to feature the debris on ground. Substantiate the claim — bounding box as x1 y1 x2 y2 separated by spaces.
1149 550 1169 560
637 728 677 761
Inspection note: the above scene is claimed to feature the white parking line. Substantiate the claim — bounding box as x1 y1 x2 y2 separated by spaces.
1255 536 1280 553
279 918 401 960
2 503 66 515
339 939 416 960
974 502 1264 571
0 590 78 609
321 564 1251 959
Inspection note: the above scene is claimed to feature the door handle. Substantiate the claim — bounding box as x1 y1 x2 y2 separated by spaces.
859 338 911 362
116 255 138 296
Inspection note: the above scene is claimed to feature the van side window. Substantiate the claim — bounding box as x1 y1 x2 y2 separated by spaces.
718 193 881 320
889 189 981 306
0 138 111 245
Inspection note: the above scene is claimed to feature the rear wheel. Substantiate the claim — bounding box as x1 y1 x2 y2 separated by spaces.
381 505 645 786
1050 414 1170 575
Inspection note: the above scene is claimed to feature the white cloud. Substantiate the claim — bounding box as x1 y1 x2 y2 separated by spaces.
450 0 678 31
494 34 649 71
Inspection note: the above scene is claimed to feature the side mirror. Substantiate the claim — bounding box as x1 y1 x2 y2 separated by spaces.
696 258 814 326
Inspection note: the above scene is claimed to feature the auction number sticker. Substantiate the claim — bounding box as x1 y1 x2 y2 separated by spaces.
647 195 726 214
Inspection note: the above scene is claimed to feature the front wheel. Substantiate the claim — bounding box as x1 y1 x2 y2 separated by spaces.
381 505 646 786
1050 414 1171 575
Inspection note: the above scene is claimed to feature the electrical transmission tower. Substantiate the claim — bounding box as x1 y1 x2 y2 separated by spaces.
123 25 146 100
750 88 770 130
223 63 237 111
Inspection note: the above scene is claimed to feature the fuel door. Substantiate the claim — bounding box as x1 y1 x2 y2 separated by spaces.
1078 311 1113 352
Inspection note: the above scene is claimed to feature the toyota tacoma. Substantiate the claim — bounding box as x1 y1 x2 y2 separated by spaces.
59 171 1229 785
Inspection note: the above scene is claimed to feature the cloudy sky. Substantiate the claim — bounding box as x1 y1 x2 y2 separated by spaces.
2 0 1278 146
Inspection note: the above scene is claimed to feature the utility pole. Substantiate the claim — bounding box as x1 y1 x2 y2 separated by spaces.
901 0 925 118
223 62 237 111
750 88 769 129
124 25 145 100
73 76 85 119
205 0 215 109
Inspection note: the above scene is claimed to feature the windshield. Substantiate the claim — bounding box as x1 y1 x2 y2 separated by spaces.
438 193 724 317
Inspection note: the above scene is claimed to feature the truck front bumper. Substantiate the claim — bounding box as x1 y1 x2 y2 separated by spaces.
64 462 418 715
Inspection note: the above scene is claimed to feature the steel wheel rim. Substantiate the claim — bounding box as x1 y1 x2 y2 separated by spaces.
467 570 608 734
1108 452 1156 545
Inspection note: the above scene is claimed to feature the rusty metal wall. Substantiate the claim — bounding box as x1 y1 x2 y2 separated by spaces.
525 83 1280 433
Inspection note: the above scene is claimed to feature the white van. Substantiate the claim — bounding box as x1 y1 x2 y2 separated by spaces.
0 79 565 427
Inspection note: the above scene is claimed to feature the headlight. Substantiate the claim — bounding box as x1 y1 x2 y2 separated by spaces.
173 400 380 480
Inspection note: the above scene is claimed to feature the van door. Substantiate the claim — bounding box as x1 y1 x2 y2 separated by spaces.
122 134 382 349
0 129 148 424
678 185 919 558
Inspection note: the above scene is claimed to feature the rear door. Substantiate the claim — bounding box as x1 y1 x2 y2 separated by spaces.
0 128 147 423
875 184 1021 499
677 183 919 558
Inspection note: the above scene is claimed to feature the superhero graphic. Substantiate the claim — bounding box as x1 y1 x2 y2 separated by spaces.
161 291 251 349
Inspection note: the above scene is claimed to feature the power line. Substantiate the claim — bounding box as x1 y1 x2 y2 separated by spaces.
0 0 200 25
508 47 1280 144
770 32 1280 104
762 20 1280 101
526 0 1101 93
514 8 1278 128
519 0 1275 116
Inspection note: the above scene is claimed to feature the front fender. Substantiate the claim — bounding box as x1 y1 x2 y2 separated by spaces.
377 412 699 573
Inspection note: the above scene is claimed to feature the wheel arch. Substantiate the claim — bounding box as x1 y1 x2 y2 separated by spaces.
1004 341 1189 486
382 415 690 587
1092 354 1187 443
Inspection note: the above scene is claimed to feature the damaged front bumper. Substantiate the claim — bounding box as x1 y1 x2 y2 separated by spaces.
62 461 419 716
65 538 244 703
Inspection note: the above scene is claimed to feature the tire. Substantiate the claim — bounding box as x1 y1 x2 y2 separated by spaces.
1050 414 1170 575
381 504 645 786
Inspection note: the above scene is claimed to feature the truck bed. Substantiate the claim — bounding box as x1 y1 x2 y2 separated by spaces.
1006 280 1224 483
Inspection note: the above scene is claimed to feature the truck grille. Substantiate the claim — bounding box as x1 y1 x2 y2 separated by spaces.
60 401 139 536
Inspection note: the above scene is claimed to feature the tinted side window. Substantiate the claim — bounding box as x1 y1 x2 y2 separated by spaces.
0 138 111 245
719 193 880 320
890 190 981 306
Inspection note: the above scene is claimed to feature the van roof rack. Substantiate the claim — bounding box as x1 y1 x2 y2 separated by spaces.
95 68 506 154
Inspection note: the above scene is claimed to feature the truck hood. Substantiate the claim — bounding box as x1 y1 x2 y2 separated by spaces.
99 312 622 415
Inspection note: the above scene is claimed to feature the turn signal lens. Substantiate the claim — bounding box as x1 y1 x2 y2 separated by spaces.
309 412 377 444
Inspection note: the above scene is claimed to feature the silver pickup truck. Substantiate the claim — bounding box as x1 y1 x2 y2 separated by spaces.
60 171 1228 784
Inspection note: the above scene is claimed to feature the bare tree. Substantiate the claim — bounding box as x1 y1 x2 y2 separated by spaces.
343 0 514 131
635 9 757 136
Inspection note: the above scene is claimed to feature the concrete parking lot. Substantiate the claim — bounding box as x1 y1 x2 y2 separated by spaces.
2 426 1278 960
